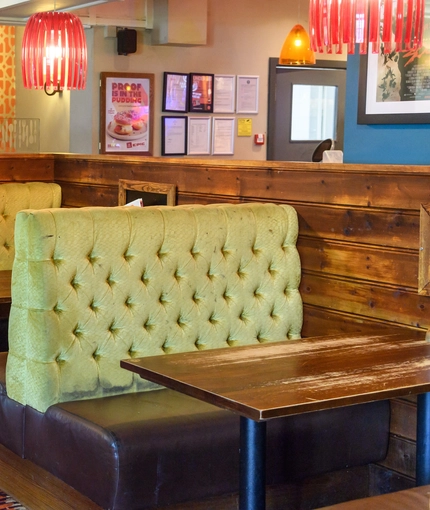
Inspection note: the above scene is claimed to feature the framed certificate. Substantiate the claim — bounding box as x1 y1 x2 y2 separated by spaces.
162 72 189 113
236 75 259 114
213 74 236 113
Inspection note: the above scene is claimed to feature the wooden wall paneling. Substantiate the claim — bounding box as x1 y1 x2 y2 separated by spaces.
295 203 419 250
0 155 54 182
301 304 398 337
57 182 120 208
298 238 418 288
390 399 417 441
300 273 428 328
419 203 430 294
237 168 430 210
378 435 416 479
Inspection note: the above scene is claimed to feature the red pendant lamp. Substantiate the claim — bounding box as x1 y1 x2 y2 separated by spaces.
22 11 87 94
309 0 425 54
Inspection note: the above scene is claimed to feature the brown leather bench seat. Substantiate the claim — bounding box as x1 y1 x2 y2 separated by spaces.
21 383 389 509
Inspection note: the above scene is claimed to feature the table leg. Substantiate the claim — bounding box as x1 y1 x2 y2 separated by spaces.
416 393 430 485
239 417 266 510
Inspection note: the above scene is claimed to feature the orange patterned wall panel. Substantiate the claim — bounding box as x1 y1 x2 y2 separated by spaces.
0 26 15 118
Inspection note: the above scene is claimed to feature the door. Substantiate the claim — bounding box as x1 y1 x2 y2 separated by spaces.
267 58 346 161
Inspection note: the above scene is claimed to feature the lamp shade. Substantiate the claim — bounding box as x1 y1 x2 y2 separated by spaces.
22 12 87 90
279 24 316 66
309 0 425 54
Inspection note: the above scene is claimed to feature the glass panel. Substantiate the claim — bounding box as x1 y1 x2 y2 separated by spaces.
290 84 337 141
0 118 40 153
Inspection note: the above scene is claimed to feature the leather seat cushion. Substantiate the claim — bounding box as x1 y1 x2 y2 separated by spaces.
23 388 390 510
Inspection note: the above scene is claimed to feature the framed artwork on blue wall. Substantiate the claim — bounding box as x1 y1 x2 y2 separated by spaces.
358 50 430 124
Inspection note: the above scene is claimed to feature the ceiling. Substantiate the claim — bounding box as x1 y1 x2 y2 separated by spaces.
0 0 148 27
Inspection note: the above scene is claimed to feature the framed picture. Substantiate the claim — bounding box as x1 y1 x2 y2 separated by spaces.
189 73 214 113
358 50 430 125
212 117 235 155
118 179 176 206
236 75 259 114
161 116 187 156
162 72 189 113
100 72 154 155
187 116 211 155
213 74 236 113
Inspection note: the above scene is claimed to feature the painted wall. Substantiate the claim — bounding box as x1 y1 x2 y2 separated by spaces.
343 53 430 165
15 26 71 154
14 0 344 158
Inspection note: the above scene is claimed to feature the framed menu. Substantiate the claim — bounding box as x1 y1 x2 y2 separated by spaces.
161 116 187 156
187 116 211 155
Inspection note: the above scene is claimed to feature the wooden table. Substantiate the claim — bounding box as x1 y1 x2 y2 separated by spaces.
121 329 430 510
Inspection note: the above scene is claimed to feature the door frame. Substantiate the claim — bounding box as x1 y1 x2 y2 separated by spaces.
267 58 347 161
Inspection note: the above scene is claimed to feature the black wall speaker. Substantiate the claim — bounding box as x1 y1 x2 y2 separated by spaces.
117 28 137 56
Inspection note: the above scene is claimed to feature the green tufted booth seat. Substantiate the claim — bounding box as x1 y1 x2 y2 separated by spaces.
0 203 390 509
0 182 61 271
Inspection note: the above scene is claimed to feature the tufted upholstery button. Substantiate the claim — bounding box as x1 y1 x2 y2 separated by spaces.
125 297 133 309
123 250 133 263
89 300 99 313
141 272 149 286
209 314 218 325
143 319 153 332
3 242 10 250
92 350 101 362
55 354 67 367
191 248 199 260
87 252 98 266
106 273 115 287
73 324 83 339
174 269 182 282
53 303 63 315
223 290 232 304
70 276 80 290
108 321 119 335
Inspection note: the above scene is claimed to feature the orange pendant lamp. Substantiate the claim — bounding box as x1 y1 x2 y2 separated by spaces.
309 0 425 54
22 11 87 93
279 24 316 65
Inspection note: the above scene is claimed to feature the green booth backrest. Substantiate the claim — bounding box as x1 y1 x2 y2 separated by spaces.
6 203 302 412
0 182 62 271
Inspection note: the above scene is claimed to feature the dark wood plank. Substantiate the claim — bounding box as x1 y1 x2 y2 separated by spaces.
298 238 418 288
300 272 430 328
0 155 54 182
302 304 398 337
294 203 419 250
390 399 417 441
121 330 428 421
